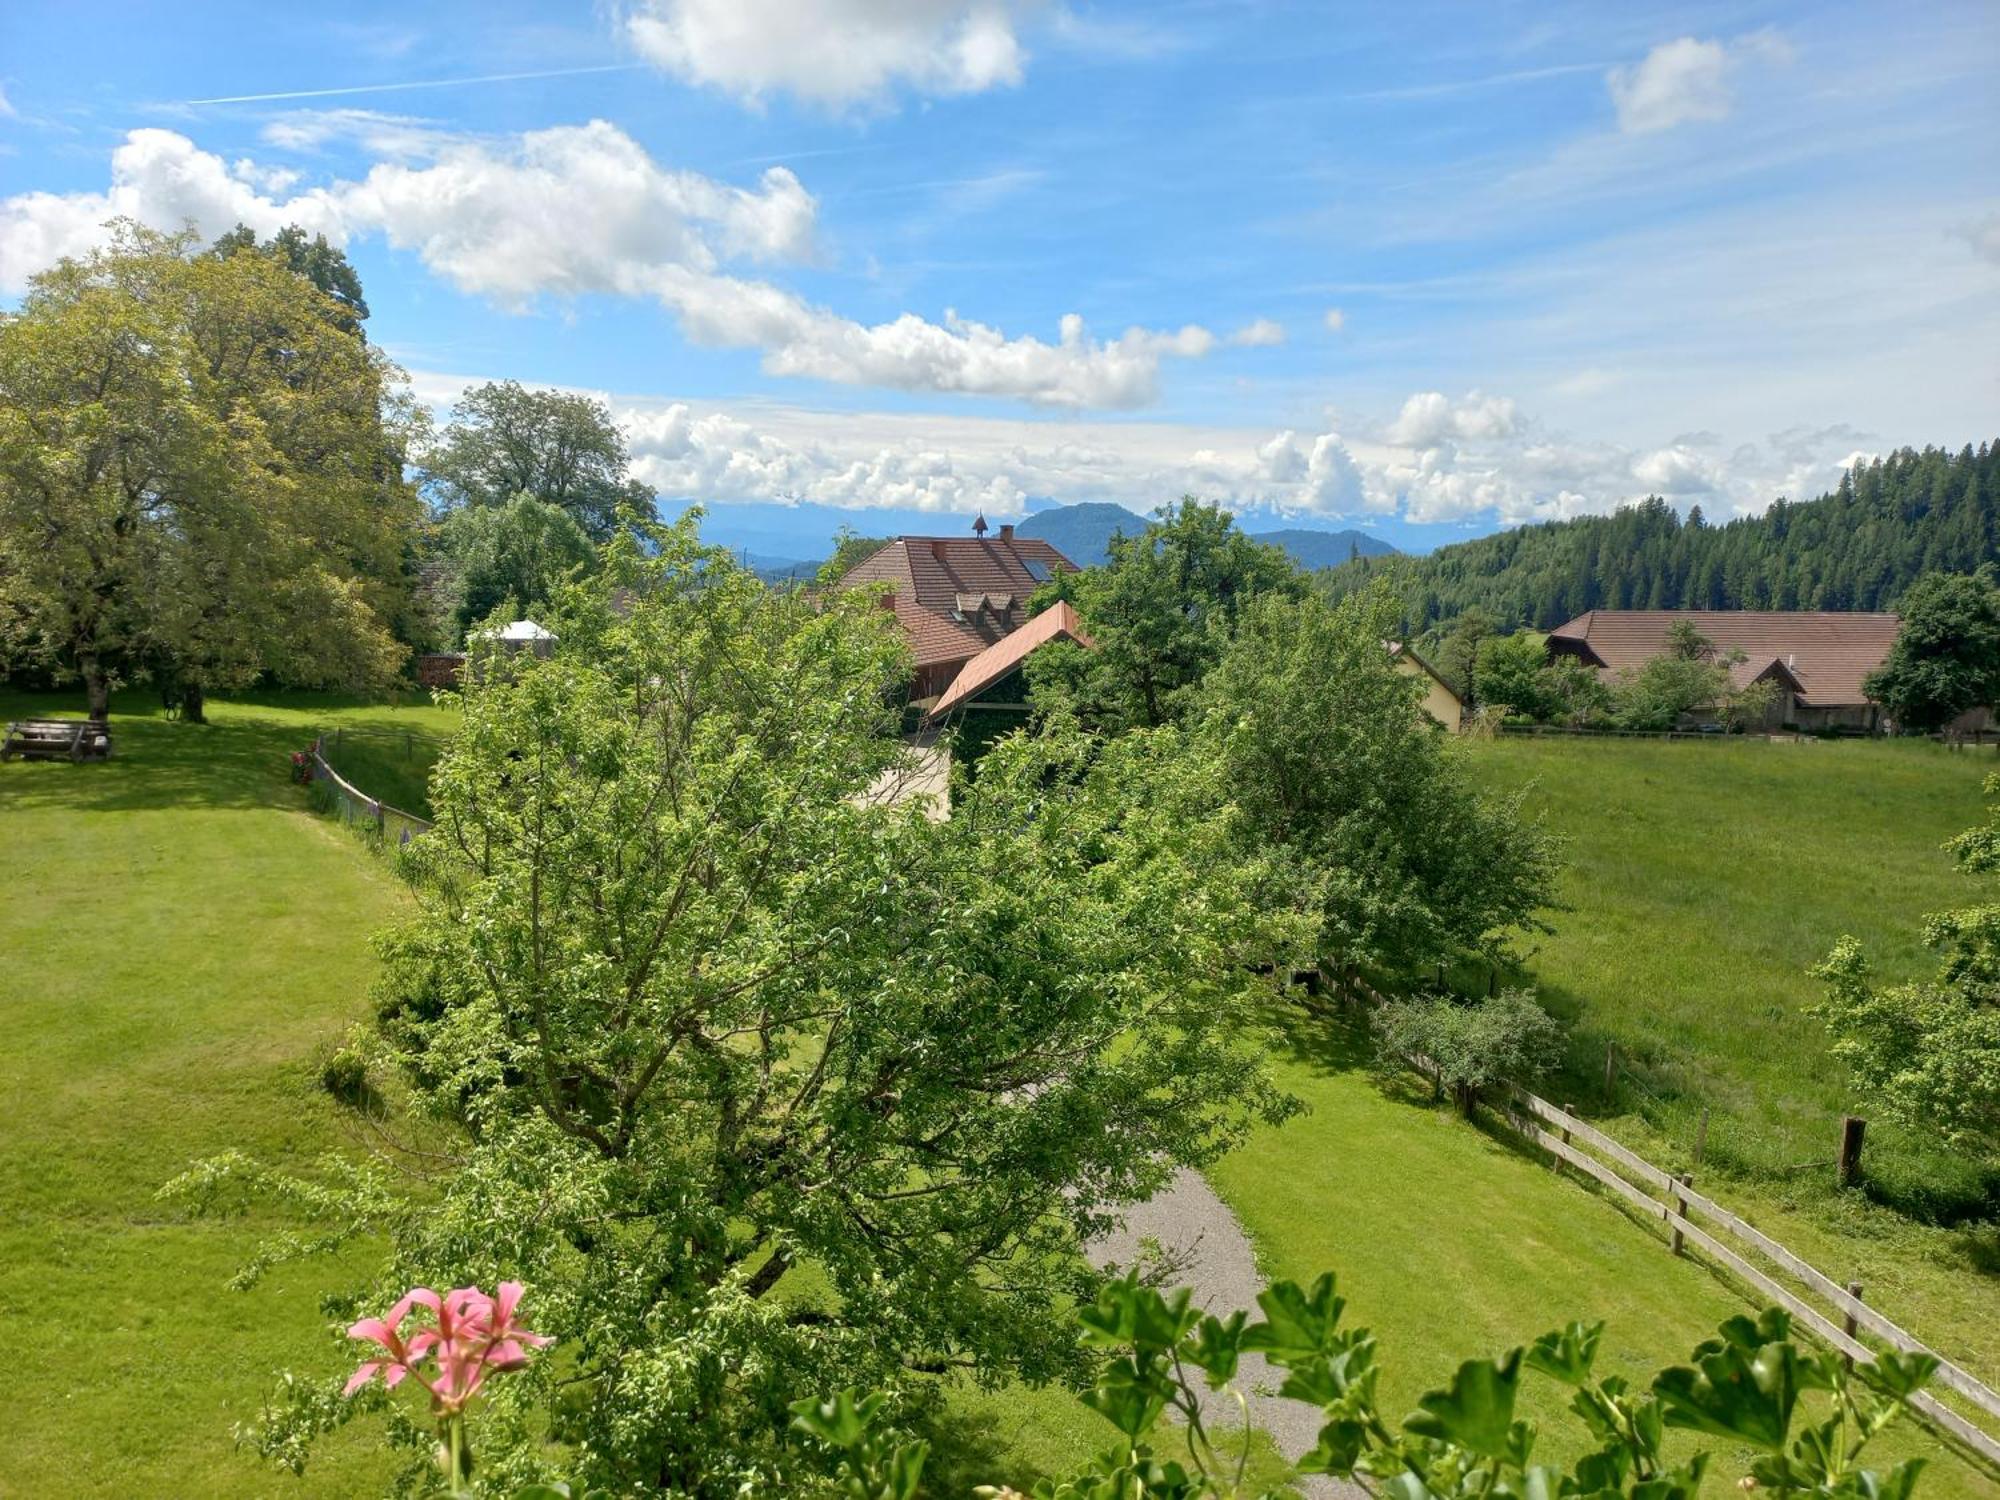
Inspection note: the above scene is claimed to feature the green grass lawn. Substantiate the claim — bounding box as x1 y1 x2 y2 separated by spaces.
1466 736 1994 1211
0 688 455 1496
1208 1007 2000 1497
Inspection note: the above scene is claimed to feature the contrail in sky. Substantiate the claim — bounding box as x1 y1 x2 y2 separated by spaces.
181 63 642 106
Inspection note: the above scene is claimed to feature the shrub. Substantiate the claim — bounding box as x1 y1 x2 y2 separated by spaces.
317 1045 371 1109
1373 989 1563 1115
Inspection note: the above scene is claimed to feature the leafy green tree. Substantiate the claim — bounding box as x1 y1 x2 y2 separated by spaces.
1864 568 2000 732
431 492 597 643
211 223 370 335
182 522 1298 1492
1198 587 1559 986
1373 990 1564 1116
1439 608 1495 705
1026 499 1302 732
1814 773 2000 1152
1613 653 1729 730
817 524 890 584
0 224 415 722
1665 618 1716 661
419 379 653 541
1473 631 1553 719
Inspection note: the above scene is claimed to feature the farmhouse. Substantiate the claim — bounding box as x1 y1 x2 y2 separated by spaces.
925 600 1095 724
834 520 1079 701
1388 641 1465 728
1543 609 1900 731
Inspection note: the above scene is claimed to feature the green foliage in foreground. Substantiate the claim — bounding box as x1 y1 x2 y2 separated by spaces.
1816 773 2000 1153
791 1275 1935 1500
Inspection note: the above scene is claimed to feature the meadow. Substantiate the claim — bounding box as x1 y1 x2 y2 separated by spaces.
3 696 1996 1495
1468 735 1995 1216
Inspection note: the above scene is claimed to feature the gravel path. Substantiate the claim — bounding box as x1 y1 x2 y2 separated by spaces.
1092 1168 1354 1498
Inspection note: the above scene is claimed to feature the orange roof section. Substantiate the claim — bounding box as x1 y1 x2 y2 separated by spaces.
926 601 1095 720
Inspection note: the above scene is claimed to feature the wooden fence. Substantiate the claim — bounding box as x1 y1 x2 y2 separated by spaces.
1346 980 2000 1468
307 737 433 844
1506 1091 2000 1466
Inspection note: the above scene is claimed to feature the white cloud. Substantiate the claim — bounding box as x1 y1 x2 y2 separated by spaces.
1323 307 1345 334
1606 29 1790 134
1384 390 1519 447
0 86 17 120
1956 211 2000 266
384 371 1876 532
621 0 1029 108
1229 317 1286 347
0 123 1236 408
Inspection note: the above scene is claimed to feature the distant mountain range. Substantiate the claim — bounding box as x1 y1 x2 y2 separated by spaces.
1018 502 1398 569
666 497 1399 579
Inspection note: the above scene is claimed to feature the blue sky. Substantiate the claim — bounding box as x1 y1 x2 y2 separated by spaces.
3 1 1996 557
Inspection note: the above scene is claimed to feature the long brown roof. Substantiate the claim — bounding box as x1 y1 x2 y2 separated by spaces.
1545 610 1899 707
836 532 1078 667
927 601 1095 720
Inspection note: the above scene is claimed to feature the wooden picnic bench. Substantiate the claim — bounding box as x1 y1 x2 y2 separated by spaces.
2 718 114 762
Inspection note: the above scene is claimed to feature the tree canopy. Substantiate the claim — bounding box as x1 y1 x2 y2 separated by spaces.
425 491 597 645
1863 567 2000 732
1197 587 1559 983
0 223 416 719
194 520 1300 1492
1025 498 1303 732
419 379 654 541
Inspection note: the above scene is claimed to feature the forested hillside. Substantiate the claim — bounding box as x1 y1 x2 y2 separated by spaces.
1329 442 1997 633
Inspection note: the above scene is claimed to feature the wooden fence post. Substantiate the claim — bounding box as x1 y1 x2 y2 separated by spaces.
1554 1103 1573 1174
1842 1281 1864 1371
1694 1105 1710 1167
1838 1116 1867 1188
1670 1173 1691 1255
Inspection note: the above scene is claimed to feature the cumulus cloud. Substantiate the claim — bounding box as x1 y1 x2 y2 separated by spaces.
453 375 1874 530
1607 29 1789 134
1323 307 1345 334
621 0 1028 108
1384 390 1519 447
0 123 1235 408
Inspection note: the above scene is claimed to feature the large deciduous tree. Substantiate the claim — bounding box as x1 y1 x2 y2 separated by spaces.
427 491 597 644
190 521 1298 1493
419 379 654 541
1198 586 1559 987
1865 567 2000 733
0 223 416 721
1025 499 1302 732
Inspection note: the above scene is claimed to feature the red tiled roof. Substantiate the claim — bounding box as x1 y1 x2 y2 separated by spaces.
836 533 1079 668
927 602 1095 720
1545 610 1899 707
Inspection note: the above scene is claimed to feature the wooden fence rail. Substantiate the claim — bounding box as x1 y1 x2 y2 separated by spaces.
1346 978 2000 1468
308 738 434 841
1507 1090 2000 1467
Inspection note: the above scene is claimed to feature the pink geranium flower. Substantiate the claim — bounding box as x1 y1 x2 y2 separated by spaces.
343 1288 442 1396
